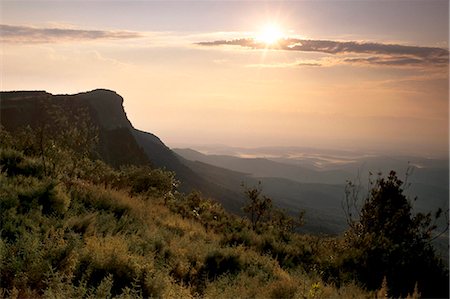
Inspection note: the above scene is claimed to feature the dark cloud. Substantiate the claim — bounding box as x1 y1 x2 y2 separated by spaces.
344 56 425 66
197 38 449 68
297 62 322 67
0 24 141 43
247 61 322 68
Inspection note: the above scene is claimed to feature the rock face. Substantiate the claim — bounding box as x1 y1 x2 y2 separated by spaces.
1 89 131 130
0 91 52 130
0 89 243 211
67 89 133 130
1 89 149 167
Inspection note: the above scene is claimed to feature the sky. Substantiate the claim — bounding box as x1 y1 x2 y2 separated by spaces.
1 0 449 157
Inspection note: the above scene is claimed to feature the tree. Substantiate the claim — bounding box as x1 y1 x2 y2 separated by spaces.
344 171 448 298
271 208 305 235
242 183 273 231
117 165 178 197
44 103 99 178
11 102 99 180
242 182 304 234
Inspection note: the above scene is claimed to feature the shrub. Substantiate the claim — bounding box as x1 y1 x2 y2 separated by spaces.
76 236 142 296
242 184 273 231
0 176 69 216
268 279 298 299
39 183 71 215
77 159 119 188
117 165 178 197
242 183 304 235
70 183 131 218
0 148 44 178
202 250 242 280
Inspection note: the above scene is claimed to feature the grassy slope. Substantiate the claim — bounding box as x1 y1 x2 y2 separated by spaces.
0 146 370 298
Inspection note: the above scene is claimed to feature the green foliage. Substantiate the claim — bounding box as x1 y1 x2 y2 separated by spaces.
76 159 120 188
39 182 71 215
242 183 304 235
0 148 44 178
117 165 178 197
0 103 98 180
243 183 273 231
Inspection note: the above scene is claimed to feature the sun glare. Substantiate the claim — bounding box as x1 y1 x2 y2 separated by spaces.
256 24 284 45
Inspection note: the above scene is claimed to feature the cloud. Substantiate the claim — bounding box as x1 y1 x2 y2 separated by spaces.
343 56 424 66
197 38 449 68
0 24 142 43
247 61 322 68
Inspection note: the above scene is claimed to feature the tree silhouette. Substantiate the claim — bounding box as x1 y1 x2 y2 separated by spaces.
344 171 448 298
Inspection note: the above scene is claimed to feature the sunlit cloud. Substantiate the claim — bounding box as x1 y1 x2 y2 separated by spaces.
197 38 449 68
0 24 142 43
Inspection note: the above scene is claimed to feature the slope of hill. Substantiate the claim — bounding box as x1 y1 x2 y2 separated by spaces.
0 128 375 298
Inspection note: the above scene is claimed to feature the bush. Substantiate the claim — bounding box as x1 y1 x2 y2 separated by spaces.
76 236 142 296
242 184 304 235
269 279 298 299
0 148 44 178
77 159 119 188
202 250 242 279
70 183 131 218
39 183 71 215
242 184 273 231
117 165 178 197
0 175 69 216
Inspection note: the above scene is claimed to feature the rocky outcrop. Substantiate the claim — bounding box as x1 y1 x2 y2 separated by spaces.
1 89 131 130
1 89 148 167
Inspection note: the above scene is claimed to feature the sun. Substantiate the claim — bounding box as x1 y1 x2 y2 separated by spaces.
256 24 284 45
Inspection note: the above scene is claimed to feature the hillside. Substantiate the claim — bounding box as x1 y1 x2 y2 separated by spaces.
0 126 375 298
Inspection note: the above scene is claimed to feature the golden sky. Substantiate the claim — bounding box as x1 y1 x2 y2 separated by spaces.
1 1 449 157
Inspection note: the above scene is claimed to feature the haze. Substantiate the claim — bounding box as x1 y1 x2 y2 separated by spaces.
1 1 449 157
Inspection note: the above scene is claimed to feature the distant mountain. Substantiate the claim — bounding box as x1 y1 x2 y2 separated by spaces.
174 148 352 185
0 89 243 211
175 147 449 186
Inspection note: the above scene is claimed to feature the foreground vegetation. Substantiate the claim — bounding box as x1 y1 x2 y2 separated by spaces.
0 122 448 298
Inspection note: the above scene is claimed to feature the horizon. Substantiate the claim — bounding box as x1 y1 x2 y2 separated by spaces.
1 0 449 158
167 141 450 159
